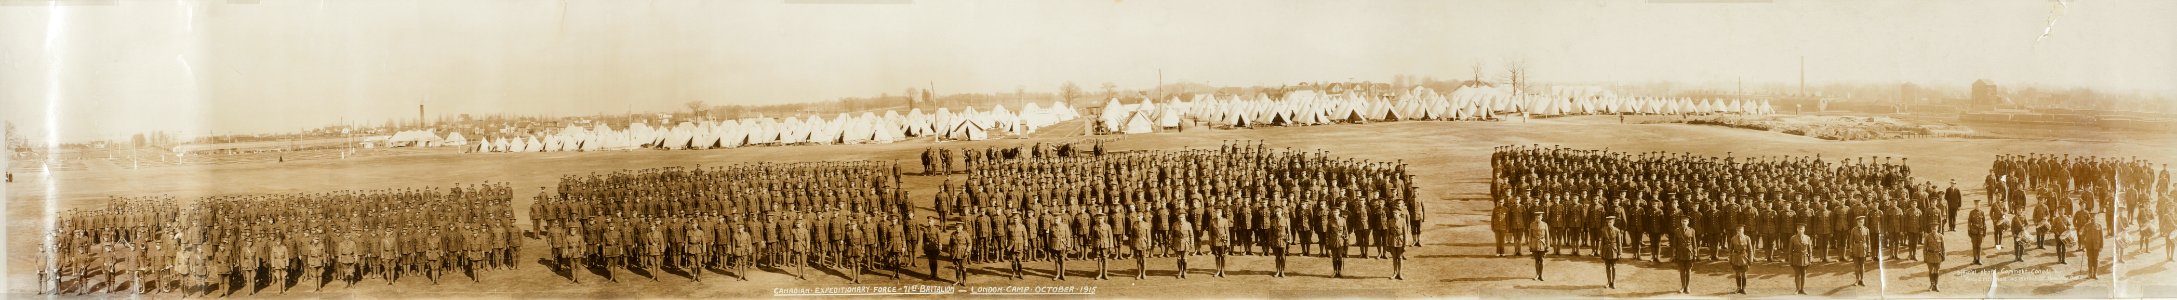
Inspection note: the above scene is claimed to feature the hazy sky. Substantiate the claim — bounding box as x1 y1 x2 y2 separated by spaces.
2 0 2172 142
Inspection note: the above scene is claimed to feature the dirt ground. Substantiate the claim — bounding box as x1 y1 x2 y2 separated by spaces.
8 115 2177 298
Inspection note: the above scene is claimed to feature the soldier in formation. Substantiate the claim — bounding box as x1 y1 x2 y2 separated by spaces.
533 162 912 283
1493 145 1956 294
938 140 1420 280
46 184 515 296
1985 154 2170 279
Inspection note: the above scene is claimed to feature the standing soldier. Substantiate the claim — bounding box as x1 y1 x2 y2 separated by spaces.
1527 211 1551 281
1674 217 1697 294
119 239 141 294
561 225 586 283
847 219 866 283
338 229 359 287
1328 206 1351 278
643 221 666 281
889 215 909 280
467 224 488 282
425 228 444 284
603 223 625 282
924 217 944 281
2052 210 2072 264
1968 206 1988 265
1849 216 1872 286
1132 213 1153 280
305 231 326 290
1494 193 1511 256
174 242 195 295
952 224 974 286
1211 206 1232 277
148 237 169 294
1173 215 1195 279
2012 206 2028 262
1097 211 1114 280
1007 215 1028 279
269 234 291 293
378 229 399 283
1271 204 1293 278
1049 210 1074 281
1924 220 1946 292
686 222 708 282
1386 206 1409 280
1599 216 1627 289
2081 213 2104 280
733 221 754 281
1727 225 1752 294
1788 223 1814 294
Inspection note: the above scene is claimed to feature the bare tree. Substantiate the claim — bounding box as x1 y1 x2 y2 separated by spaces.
1471 60 1486 85
1101 82 1118 100
1060 81 1083 107
905 87 919 109
684 101 707 119
1499 59 1525 91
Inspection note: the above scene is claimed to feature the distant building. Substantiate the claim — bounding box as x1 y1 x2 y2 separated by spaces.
1970 79 2008 110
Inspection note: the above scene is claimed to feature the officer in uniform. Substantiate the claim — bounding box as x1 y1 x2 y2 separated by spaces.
1599 215 1627 288
1271 203 1292 277
686 222 708 282
952 224 974 286
603 223 626 282
269 234 291 293
1516 209 1546 281
1007 214 1028 279
847 219 867 283
733 221 754 281
924 217 944 281
378 229 399 283
1788 223 1814 294
467 224 489 282
1924 219 1946 292
1329 206 1352 278
1173 215 1195 279
1968 206 1988 265
1387 206 1410 280
1048 210 1074 281
561 225 585 283
1674 217 1697 294
1097 211 1114 280
1494 193 1512 256
1849 216 1872 286
423 228 443 284
120 239 141 294
2081 213 2104 280
338 229 359 287
1727 225 1752 294
1208 206 1231 277
1132 213 1153 280
643 221 667 281
305 230 326 290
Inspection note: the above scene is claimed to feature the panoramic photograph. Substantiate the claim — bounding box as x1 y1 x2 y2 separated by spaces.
3 0 2174 298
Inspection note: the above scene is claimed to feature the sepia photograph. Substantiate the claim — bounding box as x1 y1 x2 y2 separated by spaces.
3 0 2174 298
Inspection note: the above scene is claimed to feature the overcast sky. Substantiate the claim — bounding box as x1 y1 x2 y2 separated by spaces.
3 0 2172 142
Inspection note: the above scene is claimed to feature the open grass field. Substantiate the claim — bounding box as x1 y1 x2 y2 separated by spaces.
9 116 2177 298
